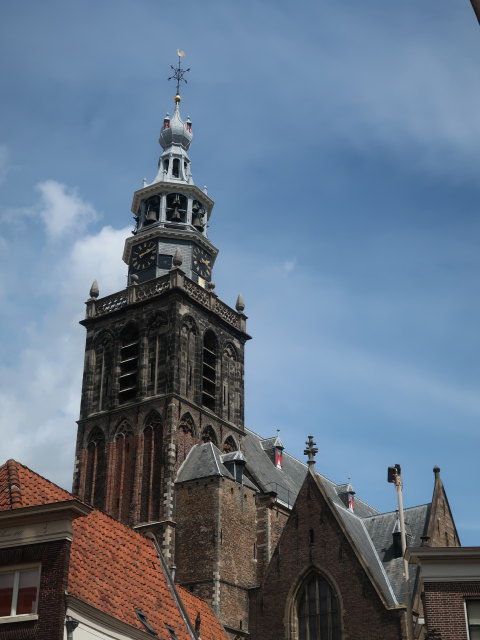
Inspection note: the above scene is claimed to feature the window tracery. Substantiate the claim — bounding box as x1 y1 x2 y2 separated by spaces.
84 426 106 509
296 573 340 640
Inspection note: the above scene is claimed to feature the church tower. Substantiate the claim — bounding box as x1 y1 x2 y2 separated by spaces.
72 57 250 562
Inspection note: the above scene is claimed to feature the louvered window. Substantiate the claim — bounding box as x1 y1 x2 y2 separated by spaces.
202 331 217 411
119 326 139 404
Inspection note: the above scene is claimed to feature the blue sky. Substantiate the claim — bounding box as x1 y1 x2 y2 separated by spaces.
1 0 480 543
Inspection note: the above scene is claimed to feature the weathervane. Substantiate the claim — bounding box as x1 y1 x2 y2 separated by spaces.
168 50 190 96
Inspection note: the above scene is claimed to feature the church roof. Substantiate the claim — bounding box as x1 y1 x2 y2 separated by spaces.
176 441 258 491
0 459 228 640
241 430 431 607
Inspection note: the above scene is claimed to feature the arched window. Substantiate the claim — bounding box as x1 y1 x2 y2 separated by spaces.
201 425 218 446
115 420 136 523
147 312 168 397
180 318 197 401
140 412 163 522
223 436 237 453
202 331 217 411
84 427 106 509
222 343 237 422
119 325 139 405
297 573 340 640
93 331 113 412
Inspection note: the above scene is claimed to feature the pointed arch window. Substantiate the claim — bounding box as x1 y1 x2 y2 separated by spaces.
202 331 217 412
147 313 168 397
201 425 218 446
222 344 237 423
223 436 237 453
93 331 113 412
297 573 340 640
115 421 136 523
180 318 197 401
140 412 163 522
84 427 106 509
119 325 139 405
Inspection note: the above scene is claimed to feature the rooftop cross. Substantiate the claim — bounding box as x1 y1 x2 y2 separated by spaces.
168 50 190 97
304 435 318 468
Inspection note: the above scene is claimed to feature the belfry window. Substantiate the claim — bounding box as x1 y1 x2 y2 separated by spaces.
297 573 340 640
202 331 217 412
119 325 139 404
172 158 180 178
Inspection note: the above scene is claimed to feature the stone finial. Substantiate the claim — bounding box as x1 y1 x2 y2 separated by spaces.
142 177 147 187
173 248 183 267
236 294 245 312
433 465 440 476
304 435 318 468
207 281 215 291
89 280 99 299
130 273 139 285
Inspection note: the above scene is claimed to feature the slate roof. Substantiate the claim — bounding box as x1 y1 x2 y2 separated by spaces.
0 459 228 640
241 430 429 607
176 441 258 491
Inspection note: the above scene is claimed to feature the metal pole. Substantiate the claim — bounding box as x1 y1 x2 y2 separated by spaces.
388 465 414 640
395 473 414 640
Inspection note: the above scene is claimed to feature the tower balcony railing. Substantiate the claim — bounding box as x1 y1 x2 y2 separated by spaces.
85 268 247 332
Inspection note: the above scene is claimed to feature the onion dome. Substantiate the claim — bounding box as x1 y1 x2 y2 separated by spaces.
159 96 193 151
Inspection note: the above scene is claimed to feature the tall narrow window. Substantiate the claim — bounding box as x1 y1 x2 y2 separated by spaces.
202 331 217 411
180 318 197 401
115 421 136 524
140 412 163 522
119 325 139 404
147 312 168 397
84 427 106 509
172 158 180 178
93 331 113 412
222 344 237 422
297 573 340 640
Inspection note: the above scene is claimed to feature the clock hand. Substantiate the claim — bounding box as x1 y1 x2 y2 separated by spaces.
139 246 155 258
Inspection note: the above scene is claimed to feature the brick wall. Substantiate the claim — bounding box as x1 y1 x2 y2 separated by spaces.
175 476 257 633
250 472 403 640
422 581 480 639
0 539 70 640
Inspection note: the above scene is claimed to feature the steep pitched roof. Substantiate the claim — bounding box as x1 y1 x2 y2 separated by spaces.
0 459 73 510
0 459 228 640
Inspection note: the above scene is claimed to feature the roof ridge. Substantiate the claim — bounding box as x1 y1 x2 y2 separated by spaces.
362 503 431 519
6 459 23 508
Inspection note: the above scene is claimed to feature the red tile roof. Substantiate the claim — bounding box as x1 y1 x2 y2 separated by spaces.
0 459 73 510
0 459 228 640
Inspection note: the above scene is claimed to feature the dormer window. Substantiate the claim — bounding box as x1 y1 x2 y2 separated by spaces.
275 447 283 469
163 114 170 129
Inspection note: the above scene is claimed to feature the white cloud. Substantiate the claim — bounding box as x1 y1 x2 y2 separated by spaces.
37 180 98 241
283 259 296 274
0 180 130 488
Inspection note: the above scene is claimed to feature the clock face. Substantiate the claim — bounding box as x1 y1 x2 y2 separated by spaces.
131 240 157 271
192 246 212 280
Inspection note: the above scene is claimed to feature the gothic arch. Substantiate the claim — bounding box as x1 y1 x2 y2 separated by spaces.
223 435 238 453
92 330 114 412
179 412 196 436
285 567 343 640
201 425 218 446
118 323 140 405
147 310 168 330
140 411 163 522
180 316 198 401
222 342 238 423
147 316 168 397
84 426 106 509
113 418 136 523
202 330 218 412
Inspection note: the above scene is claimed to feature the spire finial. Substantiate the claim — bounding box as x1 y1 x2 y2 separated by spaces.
304 435 318 468
168 50 190 100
